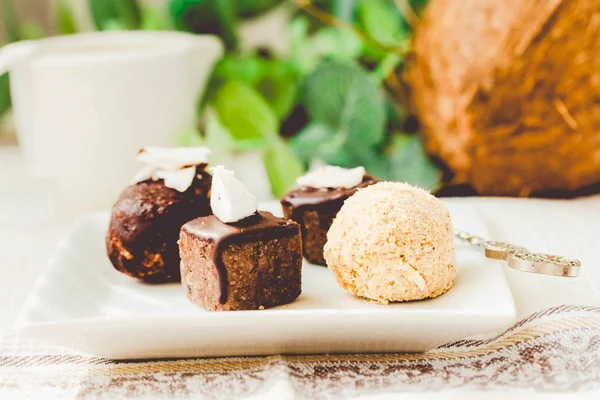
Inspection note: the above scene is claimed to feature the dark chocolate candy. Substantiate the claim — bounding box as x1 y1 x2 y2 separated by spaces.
106 165 212 283
280 175 377 265
181 211 299 304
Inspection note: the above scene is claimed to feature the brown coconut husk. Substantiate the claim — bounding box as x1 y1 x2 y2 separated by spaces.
406 0 600 196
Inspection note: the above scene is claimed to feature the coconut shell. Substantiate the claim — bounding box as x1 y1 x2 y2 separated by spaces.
406 0 600 196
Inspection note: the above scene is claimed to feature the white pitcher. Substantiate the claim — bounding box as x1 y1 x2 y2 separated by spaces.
0 31 222 216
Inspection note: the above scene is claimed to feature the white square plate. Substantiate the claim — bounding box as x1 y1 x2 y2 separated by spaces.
15 201 516 359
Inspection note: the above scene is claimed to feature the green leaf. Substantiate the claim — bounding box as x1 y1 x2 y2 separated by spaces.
57 0 79 34
139 7 167 31
2 0 20 42
371 53 402 82
255 62 298 119
213 54 263 87
289 122 390 179
212 81 277 148
303 60 387 151
102 19 128 31
169 0 238 49
385 134 441 190
288 17 320 75
312 28 363 62
89 0 119 30
0 73 10 120
263 139 305 197
168 0 201 27
358 0 402 45
210 0 238 49
114 0 141 29
288 19 363 74
289 123 400 183
333 0 356 22
361 43 388 62
289 123 342 165
89 0 139 30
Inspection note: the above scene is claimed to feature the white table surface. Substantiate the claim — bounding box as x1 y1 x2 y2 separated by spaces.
1 145 599 399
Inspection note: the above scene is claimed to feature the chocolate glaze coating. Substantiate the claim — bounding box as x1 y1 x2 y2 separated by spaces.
280 175 377 265
106 165 212 283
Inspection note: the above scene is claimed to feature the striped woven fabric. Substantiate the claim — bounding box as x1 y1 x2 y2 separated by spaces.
1 305 599 398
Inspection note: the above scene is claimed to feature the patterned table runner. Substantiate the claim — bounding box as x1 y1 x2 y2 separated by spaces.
1 305 599 398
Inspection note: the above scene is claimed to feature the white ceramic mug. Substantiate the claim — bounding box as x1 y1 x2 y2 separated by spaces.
0 31 222 216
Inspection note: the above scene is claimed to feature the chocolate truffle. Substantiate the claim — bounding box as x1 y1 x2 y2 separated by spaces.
324 182 456 304
179 211 302 311
106 147 212 283
281 166 377 265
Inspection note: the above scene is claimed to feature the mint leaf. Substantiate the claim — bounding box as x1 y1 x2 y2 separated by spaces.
114 0 141 29
255 62 298 119
102 19 127 31
386 134 441 190
140 6 167 30
89 0 119 30
213 55 263 87
358 0 402 45
168 0 237 48
289 123 342 165
264 139 305 197
312 28 363 62
289 122 389 179
333 0 356 22
371 53 402 82
288 17 320 75
210 0 238 49
89 0 141 30
303 61 386 151
212 80 277 148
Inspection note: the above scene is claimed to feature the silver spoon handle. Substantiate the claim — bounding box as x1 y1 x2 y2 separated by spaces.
455 231 581 278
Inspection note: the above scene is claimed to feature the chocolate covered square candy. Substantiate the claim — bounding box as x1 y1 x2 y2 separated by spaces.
179 212 302 311
281 166 377 266
179 166 302 311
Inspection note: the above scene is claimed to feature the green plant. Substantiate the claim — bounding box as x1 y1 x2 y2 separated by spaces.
189 0 439 193
2 0 438 195
178 0 440 195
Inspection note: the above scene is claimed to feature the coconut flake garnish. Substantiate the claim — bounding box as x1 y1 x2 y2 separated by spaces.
131 146 211 192
210 165 258 223
296 165 365 189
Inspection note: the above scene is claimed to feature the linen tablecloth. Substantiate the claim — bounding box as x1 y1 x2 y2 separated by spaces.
1 147 600 398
